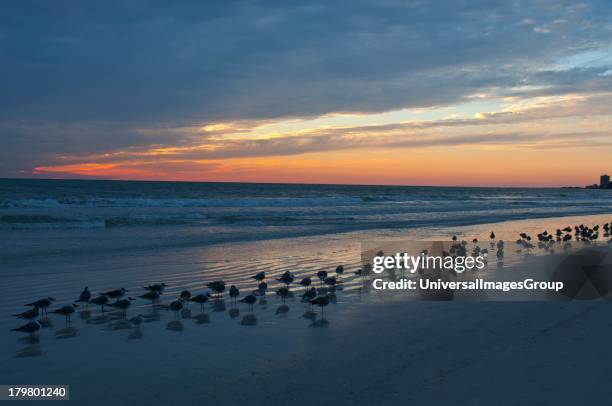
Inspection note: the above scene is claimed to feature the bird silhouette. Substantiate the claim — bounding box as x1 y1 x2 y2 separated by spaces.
139 291 160 302
76 287 91 305
90 295 109 312
189 294 209 312
229 285 239 304
13 306 39 320
143 283 166 293
252 271 266 282
11 320 41 336
24 298 54 315
309 295 330 318
53 304 78 323
102 288 128 301
240 294 257 311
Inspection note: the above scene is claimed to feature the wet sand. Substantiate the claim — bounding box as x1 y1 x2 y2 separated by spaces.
1 212 611 405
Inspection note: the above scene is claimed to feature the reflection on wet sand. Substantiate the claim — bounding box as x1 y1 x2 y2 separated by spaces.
18 335 39 344
193 313 210 324
228 308 240 319
302 310 317 322
128 327 143 340
55 326 79 338
166 320 184 331
16 344 44 358
211 300 226 312
240 314 258 326
105 320 132 331
310 318 329 328
87 314 110 325
276 304 290 316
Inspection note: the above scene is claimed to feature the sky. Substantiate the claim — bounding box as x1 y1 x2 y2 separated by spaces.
1 1 612 187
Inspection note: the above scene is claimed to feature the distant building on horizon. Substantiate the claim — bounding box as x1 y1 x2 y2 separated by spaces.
601 174 610 189
584 174 612 189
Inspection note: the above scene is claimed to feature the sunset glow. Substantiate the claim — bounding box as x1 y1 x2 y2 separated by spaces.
3 2 612 186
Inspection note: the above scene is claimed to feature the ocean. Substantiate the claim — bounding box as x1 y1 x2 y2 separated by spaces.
2 179 612 256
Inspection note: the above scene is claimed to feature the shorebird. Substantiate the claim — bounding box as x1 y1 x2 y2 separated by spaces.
144 283 166 293
335 265 344 279
103 288 128 301
299 277 312 290
11 320 41 336
229 285 239 304
316 270 328 286
252 271 266 282
490 231 495 241
309 295 330 318
13 306 39 320
207 281 226 298
52 304 78 323
240 294 257 311
276 286 290 303
168 300 183 318
25 297 54 315
276 271 294 287
258 281 268 291
107 298 133 317
189 294 209 312
76 287 91 305
180 290 192 302
302 287 317 310
324 276 337 287
139 291 160 302
90 295 109 312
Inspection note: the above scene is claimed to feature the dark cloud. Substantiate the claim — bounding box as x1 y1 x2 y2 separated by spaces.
1 0 611 176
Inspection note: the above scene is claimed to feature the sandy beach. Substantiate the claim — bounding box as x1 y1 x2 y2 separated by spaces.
2 212 612 405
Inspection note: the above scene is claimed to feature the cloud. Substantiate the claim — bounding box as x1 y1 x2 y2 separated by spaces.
1 0 612 177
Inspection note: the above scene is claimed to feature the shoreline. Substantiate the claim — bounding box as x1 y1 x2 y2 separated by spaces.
3 210 612 263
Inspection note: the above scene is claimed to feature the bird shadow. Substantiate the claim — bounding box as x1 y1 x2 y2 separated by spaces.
87 314 110 325
310 318 330 328
54 326 79 339
228 308 240 319
275 304 290 316
193 313 210 324
302 310 317 321
143 311 161 323
16 344 44 358
240 314 258 326
128 327 143 340
18 335 40 344
105 320 132 331
211 300 226 312
181 308 192 319
166 320 184 331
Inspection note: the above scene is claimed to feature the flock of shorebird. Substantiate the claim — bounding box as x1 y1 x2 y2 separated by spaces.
10 222 612 339
10 266 348 338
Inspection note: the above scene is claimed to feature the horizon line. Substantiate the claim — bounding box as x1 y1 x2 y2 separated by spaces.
0 176 590 190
